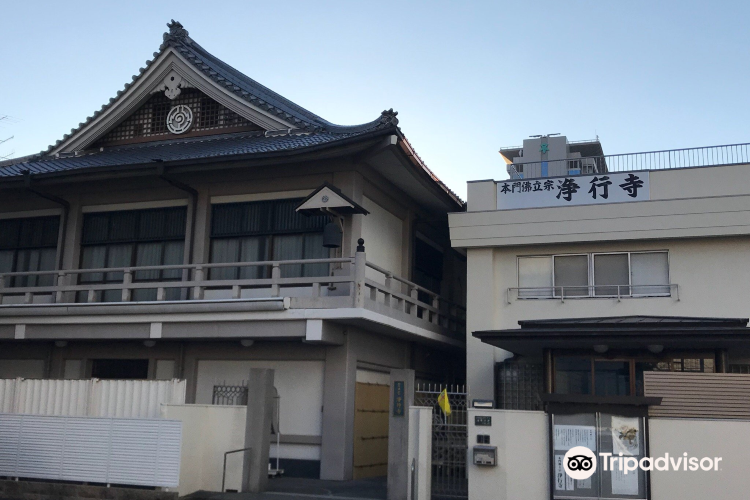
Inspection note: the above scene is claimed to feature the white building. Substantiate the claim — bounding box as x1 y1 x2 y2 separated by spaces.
450 136 750 500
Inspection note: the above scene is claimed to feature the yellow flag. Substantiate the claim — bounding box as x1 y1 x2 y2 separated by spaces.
437 389 451 417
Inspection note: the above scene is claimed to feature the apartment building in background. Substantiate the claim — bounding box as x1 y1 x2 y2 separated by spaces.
450 135 750 500
0 21 467 483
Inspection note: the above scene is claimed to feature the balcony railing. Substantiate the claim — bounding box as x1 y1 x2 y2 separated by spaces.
508 142 750 179
506 284 679 303
0 252 465 338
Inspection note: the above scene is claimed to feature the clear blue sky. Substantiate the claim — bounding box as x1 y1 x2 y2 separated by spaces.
1 1 748 198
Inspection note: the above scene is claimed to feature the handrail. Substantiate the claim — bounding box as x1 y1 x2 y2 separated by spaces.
508 142 750 176
0 254 466 335
0 257 355 278
507 284 679 303
222 447 252 492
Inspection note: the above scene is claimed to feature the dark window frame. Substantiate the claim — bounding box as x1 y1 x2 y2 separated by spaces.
209 199 329 280
552 352 717 397
79 207 187 285
0 216 60 287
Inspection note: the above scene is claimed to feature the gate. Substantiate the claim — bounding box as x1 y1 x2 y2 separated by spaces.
414 384 467 500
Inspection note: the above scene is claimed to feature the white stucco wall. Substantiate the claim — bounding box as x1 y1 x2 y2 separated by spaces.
464 236 750 400
649 418 750 499
468 409 549 500
361 195 404 279
162 404 247 496
195 359 325 437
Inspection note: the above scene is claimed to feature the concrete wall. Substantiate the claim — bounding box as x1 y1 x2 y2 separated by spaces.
162 404 247 496
362 195 404 279
464 235 750 399
468 409 549 500
453 163 750 400
195 359 325 439
649 418 750 500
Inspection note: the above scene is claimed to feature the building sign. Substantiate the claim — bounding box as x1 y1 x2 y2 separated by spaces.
496 172 650 210
393 381 405 417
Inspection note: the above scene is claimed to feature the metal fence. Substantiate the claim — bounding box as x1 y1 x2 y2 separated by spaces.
0 413 182 487
212 384 248 405
414 384 467 500
509 142 750 179
0 378 186 418
495 360 543 411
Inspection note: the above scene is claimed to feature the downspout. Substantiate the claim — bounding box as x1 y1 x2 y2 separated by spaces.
155 163 198 266
22 170 70 271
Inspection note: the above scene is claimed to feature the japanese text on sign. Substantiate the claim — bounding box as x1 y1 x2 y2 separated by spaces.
496 172 650 210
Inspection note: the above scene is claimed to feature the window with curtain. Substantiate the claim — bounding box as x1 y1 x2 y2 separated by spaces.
79 207 186 302
209 199 329 279
518 251 669 298
0 216 60 287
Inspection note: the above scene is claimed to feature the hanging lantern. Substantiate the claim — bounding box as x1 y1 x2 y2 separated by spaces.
323 221 342 248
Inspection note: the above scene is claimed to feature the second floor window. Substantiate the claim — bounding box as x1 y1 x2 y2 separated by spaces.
518 251 670 298
79 207 187 301
0 216 60 287
210 199 329 279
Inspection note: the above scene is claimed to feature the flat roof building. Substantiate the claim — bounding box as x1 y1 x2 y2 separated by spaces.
450 137 750 499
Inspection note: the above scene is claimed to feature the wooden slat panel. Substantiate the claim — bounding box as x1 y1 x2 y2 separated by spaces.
353 382 389 479
644 372 750 419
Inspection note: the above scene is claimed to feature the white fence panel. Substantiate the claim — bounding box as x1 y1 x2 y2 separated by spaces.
0 413 182 487
91 379 186 418
0 379 15 413
0 379 186 418
14 379 90 416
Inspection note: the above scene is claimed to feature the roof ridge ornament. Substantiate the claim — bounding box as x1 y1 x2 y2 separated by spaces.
379 108 399 126
164 20 190 44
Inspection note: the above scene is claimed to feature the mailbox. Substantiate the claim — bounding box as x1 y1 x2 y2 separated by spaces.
473 445 497 466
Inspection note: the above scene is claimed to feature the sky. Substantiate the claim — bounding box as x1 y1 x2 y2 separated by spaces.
1 1 749 199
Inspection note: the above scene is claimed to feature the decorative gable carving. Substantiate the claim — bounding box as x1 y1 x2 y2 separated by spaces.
93 88 263 147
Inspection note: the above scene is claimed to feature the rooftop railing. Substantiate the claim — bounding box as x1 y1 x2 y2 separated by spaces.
508 142 750 179
0 252 465 339
506 284 679 303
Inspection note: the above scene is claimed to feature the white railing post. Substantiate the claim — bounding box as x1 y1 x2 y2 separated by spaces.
409 286 418 316
121 270 132 302
431 296 439 325
55 272 66 303
271 263 281 297
193 266 204 300
87 289 96 303
353 239 366 308
156 287 166 301
384 274 393 308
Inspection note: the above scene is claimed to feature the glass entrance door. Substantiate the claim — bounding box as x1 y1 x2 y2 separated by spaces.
552 412 648 500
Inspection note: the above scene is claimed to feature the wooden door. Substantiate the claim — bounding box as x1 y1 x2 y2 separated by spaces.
352 382 390 478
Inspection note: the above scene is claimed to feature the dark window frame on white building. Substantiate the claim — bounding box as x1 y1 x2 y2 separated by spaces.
0 216 60 287
209 199 330 280
78 206 187 302
517 251 671 299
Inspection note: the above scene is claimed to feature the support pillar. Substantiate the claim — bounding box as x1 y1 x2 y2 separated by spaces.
243 368 275 493
320 338 356 480
387 369 415 500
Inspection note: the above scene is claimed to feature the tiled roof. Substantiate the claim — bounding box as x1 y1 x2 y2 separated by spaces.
0 130 378 178
3 21 463 206
40 20 399 156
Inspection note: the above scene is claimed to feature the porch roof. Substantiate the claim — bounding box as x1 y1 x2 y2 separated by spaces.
474 315 750 356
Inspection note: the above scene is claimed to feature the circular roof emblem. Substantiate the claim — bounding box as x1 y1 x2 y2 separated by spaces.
321 195 329 203
166 105 193 134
